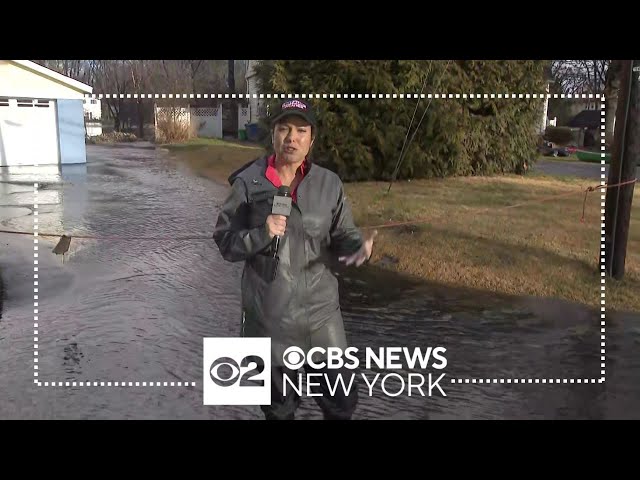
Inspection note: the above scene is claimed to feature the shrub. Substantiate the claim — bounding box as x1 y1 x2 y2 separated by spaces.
543 126 579 145
154 107 192 143
87 131 138 144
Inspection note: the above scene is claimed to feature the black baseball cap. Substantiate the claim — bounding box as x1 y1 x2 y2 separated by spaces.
269 98 317 128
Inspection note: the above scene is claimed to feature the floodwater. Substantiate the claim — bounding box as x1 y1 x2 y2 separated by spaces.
1 142 639 420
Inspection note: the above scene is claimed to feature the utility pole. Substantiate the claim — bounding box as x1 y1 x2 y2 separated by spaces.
228 60 237 136
604 59 639 280
228 60 235 92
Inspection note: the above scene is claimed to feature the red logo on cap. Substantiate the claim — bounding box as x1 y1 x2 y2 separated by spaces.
282 100 307 110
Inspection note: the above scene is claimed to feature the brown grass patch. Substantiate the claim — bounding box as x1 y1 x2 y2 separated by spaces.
170 146 640 313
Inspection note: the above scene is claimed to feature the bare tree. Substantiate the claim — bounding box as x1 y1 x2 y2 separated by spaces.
551 60 616 144
187 60 203 93
551 60 610 96
41 59 250 140
159 60 193 94
129 60 153 138
197 61 231 95
93 60 131 132
32 60 96 85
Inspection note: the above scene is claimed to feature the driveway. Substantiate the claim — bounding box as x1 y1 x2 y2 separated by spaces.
534 158 640 181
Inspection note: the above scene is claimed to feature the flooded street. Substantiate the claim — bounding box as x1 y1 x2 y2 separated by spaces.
1 142 639 420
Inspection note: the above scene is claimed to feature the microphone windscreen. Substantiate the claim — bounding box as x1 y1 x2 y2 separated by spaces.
277 185 291 197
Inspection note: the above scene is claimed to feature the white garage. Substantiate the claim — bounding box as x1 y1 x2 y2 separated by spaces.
0 60 93 167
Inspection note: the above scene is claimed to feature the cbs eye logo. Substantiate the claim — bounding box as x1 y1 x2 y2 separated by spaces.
209 355 265 387
282 346 306 370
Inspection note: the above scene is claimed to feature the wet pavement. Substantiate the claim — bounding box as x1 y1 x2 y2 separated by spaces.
1 142 639 420
534 157 640 180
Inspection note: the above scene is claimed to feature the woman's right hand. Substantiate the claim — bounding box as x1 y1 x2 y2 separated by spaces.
266 214 287 239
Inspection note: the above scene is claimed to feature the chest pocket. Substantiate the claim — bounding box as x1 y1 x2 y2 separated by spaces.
298 187 336 242
301 208 333 240
247 191 274 229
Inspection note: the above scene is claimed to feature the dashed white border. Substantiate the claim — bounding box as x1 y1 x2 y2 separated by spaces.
34 182 38 384
32 179 196 388
448 96 606 385
85 92 602 100
35 92 605 387
600 95 606 383
451 378 600 384
39 381 196 387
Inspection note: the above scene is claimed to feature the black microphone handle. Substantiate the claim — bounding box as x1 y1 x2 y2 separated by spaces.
272 235 281 258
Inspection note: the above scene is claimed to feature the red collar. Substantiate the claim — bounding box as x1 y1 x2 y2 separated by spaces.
265 154 308 201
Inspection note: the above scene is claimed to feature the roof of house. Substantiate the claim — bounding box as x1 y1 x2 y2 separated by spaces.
10 60 93 94
567 109 600 129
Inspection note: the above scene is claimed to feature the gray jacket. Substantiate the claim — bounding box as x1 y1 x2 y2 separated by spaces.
213 155 364 365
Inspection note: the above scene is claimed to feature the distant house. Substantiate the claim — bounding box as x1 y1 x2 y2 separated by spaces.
83 97 102 137
568 109 601 130
0 60 92 166
547 96 600 128
83 97 101 120
568 109 601 147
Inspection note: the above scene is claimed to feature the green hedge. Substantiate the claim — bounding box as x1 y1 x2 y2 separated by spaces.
544 126 581 145
254 60 548 180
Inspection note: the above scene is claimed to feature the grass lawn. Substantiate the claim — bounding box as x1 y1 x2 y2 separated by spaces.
159 137 264 151
165 143 640 313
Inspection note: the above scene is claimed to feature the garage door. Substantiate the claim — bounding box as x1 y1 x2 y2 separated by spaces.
0 97 59 166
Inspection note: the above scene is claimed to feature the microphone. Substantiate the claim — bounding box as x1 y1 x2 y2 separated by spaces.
271 185 292 258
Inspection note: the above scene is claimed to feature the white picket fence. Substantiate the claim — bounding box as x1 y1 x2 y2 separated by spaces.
154 104 253 140
85 120 103 137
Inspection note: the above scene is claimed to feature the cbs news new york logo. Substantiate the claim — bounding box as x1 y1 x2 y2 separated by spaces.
203 337 271 405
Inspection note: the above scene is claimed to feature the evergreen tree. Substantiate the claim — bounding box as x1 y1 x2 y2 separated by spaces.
254 60 548 181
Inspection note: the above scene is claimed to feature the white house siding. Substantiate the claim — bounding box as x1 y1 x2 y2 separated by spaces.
83 98 102 119
57 99 87 165
0 60 92 166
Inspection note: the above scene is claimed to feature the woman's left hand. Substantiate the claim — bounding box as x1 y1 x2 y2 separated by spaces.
339 230 378 267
